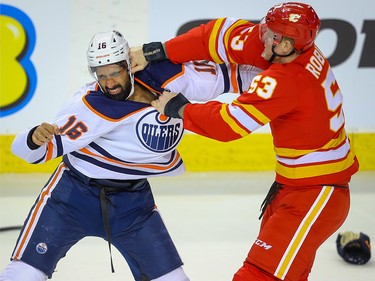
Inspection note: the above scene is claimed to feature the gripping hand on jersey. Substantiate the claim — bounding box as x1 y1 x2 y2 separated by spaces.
130 42 167 74
129 46 149 74
151 91 190 119
31 122 60 146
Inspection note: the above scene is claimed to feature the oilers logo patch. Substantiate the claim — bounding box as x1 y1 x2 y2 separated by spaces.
36 242 48 254
136 110 183 152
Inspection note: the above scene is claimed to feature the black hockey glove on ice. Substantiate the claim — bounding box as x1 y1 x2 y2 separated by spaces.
336 231 371 265
143 42 167 62
164 93 190 119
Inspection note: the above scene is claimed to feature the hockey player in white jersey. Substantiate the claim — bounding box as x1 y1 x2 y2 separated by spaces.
0 30 260 281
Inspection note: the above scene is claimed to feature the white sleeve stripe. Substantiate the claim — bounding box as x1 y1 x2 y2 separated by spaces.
228 105 263 132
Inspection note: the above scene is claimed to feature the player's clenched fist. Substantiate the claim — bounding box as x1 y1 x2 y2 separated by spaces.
31 122 59 146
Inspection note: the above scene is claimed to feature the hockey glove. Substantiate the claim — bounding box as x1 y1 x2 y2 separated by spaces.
164 93 190 119
336 231 371 265
143 42 167 62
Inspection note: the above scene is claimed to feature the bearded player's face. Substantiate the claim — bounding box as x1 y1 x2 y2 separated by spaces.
96 64 132 100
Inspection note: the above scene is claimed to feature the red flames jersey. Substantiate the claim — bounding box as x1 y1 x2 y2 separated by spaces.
165 18 359 185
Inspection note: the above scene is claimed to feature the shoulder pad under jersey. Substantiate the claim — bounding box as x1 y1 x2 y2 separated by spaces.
83 91 149 121
134 60 184 94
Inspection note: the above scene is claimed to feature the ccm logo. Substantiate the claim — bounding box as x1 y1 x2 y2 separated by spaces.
254 239 272 250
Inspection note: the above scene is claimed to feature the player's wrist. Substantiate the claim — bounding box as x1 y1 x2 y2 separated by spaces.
178 104 187 119
143 42 168 62
164 93 190 119
27 126 42 150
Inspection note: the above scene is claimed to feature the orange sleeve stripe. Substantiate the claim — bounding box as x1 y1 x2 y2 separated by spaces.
161 65 185 88
230 64 239 93
134 78 163 95
134 66 185 94
45 142 54 162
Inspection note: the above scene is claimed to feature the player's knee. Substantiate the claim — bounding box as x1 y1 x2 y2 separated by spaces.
151 266 190 281
0 260 48 281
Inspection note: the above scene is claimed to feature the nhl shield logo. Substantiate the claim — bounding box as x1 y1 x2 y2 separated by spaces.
136 110 184 152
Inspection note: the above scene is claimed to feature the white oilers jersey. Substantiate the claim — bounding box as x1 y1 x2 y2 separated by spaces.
12 60 260 180
134 60 262 100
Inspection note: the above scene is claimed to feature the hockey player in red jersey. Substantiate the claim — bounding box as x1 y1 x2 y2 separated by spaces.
130 2 359 281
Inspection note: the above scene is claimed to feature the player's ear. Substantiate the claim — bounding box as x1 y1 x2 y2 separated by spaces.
281 37 295 55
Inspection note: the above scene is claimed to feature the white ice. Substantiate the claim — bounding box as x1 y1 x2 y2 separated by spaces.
1 171 374 280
